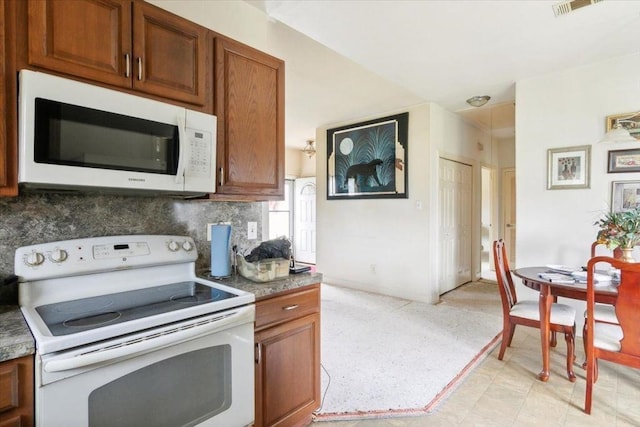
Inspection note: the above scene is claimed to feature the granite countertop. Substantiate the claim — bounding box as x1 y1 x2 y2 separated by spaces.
198 270 323 300
0 270 322 363
0 306 35 363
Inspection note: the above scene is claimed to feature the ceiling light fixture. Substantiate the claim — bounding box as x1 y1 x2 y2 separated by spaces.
302 139 316 158
466 95 491 108
599 112 640 143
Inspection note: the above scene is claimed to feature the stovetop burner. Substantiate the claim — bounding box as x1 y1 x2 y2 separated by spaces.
36 281 237 336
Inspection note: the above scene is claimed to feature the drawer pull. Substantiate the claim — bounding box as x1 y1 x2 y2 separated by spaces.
282 304 299 311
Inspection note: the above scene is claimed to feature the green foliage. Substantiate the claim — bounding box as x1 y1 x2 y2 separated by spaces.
595 208 640 249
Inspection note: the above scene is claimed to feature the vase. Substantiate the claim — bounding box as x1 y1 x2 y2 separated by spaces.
621 247 635 263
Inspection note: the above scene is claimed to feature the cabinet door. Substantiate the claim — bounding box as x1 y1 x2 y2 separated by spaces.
132 1 208 106
0 0 17 196
0 0 7 187
0 356 34 427
27 0 132 87
214 37 284 200
255 313 320 427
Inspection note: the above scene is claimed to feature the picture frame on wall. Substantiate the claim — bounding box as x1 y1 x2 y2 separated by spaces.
327 112 409 200
547 145 591 190
607 149 640 173
611 180 640 212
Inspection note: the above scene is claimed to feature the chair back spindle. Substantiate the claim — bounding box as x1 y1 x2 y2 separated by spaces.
494 239 517 309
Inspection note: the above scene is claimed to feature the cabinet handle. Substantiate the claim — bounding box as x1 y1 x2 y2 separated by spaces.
137 57 143 81
282 304 299 311
219 167 224 186
255 343 261 364
125 54 130 77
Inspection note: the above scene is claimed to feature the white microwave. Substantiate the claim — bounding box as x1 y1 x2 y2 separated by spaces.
18 70 216 198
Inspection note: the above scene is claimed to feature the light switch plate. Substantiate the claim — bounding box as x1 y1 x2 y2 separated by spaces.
247 222 257 240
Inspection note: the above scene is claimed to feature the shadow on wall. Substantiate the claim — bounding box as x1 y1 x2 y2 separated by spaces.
0 192 262 275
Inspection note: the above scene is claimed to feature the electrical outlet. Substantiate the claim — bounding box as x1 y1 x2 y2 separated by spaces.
247 222 258 240
207 222 231 241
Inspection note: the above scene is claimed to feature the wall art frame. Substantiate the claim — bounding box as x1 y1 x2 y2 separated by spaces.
327 112 408 200
547 145 590 190
606 112 640 141
608 148 640 173
611 180 640 212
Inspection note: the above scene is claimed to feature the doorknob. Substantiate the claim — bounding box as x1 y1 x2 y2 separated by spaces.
506 224 515 228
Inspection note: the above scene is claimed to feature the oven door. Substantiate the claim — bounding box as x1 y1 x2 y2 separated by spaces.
36 305 254 427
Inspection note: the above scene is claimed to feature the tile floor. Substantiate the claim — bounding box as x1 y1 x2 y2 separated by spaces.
314 314 640 426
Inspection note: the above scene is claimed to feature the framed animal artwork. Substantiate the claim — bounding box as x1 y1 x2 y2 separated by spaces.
327 112 409 200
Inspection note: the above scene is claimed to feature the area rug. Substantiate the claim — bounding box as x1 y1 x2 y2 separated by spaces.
314 281 502 421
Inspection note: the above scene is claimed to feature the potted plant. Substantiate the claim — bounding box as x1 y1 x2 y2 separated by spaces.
594 208 640 262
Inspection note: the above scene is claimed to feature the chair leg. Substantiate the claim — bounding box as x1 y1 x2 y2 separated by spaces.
582 320 588 369
564 327 576 382
498 323 515 360
585 358 594 414
550 331 557 348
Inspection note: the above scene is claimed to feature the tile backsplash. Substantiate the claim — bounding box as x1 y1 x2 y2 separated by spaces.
0 193 263 277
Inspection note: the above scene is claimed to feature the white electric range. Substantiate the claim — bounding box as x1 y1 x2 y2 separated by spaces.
16 234 255 427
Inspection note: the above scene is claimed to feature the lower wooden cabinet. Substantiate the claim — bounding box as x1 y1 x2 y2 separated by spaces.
0 355 34 427
254 284 320 427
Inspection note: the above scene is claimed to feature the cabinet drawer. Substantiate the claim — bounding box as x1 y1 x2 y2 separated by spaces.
255 285 319 331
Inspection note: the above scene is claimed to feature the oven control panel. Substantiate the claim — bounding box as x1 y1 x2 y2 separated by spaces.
15 235 198 281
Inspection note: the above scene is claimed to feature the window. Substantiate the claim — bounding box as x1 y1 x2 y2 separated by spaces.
268 179 293 240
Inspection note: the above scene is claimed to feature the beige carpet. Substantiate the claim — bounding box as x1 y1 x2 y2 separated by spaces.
314 281 502 421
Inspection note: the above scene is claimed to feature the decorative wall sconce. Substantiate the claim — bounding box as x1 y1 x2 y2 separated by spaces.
600 111 640 143
302 139 316 158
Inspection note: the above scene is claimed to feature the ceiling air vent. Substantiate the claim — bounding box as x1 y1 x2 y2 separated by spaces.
553 0 603 17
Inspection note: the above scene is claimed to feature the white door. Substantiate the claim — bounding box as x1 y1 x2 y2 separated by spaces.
502 168 516 264
438 158 473 294
294 177 316 264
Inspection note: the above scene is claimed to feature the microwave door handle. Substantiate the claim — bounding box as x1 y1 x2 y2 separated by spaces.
175 115 187 185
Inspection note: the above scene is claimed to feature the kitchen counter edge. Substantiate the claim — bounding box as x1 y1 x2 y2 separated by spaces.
199 271 323 300
0 306 36 363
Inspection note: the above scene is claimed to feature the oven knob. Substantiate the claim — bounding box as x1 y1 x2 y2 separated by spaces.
50 249 68 263
168 241 180 252
26 252 45 266
182 241 194 251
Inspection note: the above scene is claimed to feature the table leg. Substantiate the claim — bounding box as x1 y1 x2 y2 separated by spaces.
538 283 551 382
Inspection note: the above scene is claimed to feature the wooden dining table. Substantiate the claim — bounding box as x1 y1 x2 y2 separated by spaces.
512 266 618 382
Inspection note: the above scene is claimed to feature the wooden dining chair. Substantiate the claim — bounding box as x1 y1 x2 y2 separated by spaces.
493 239 577 381
582 242 620 368
584 256 640 414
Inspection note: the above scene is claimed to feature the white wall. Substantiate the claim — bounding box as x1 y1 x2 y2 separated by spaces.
515 53 640 332
316 103 496 303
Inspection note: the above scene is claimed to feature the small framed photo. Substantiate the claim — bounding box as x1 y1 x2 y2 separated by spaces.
608 149 640 173
606 112 640 141
547 145 591 190
611 180 640 212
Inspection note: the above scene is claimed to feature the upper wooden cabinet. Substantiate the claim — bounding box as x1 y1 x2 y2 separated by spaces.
25 0 210 108
213 37 285 200
0 0 18 197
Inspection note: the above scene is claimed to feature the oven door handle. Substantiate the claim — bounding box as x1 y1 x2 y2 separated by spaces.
43 306 254 373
